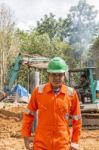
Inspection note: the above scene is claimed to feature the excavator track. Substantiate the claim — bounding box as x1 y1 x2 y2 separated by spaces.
82 113 99 130
69 112 99 130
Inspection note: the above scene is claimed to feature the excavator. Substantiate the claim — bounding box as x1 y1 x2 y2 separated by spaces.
0 53 21 101
68 67 99 111
68 67 99 129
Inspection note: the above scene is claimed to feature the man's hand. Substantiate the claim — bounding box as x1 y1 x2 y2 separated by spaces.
24 137 33 150
70 142 79 150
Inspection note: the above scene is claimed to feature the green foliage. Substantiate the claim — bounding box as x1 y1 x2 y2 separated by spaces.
36 13 72 41
56 17 72 41
28 32 51 55
36 13 58 39
17 29 75 66
91 37 99 67
16 29 30 52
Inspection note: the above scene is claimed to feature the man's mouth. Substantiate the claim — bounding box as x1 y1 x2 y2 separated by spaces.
53 80 61 84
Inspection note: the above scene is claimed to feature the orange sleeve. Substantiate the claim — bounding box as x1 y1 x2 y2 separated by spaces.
70 90 82 143
21 87 38 137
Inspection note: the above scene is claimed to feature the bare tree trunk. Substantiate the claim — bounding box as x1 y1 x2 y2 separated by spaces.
0 3 19 89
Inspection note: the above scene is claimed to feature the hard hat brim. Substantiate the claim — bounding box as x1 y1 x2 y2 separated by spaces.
47 69 66 73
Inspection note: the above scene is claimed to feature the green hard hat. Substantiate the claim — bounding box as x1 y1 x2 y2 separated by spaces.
47 57 68 73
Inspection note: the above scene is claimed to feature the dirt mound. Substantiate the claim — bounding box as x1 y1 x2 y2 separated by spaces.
0 106 25 121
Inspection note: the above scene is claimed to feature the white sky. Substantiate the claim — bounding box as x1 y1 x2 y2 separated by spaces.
0 0 99 30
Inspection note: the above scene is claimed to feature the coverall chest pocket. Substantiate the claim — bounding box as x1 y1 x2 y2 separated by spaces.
56 98 68 115
38 94 51 111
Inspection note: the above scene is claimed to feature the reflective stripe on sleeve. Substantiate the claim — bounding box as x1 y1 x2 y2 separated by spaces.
71 114 81 120
71 143 79 149
38 84 45 93
24 109 35 116
67 86 74 96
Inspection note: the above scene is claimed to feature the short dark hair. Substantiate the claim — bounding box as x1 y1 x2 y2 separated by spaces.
81 73 87 78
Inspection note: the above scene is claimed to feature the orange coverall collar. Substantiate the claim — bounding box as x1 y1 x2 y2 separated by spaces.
46 82 67 94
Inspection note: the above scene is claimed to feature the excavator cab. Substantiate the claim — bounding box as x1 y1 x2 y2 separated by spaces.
68 67 99 104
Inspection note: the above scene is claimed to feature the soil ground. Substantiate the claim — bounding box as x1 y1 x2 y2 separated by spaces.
0 106 99 150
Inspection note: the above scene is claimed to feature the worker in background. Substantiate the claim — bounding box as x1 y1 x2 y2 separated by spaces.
22 57 82 150
76 73 90 103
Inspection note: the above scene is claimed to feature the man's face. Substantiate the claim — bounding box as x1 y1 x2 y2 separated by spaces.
48 73 65 88
81 77 86 81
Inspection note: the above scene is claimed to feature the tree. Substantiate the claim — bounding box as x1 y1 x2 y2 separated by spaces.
66 0 98 65
90 37 99 78
36 13 72 41
17 28 76 66
16 29 30 52
55 17 72 41
0 3 19 88
36 13 58 39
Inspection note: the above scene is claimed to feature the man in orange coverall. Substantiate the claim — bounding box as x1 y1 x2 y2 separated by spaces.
22 57 82 150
